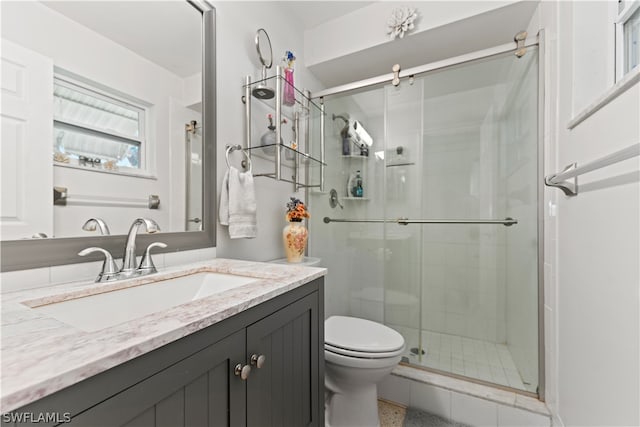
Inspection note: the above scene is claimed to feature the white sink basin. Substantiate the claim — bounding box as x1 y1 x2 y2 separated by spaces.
30 272 260 332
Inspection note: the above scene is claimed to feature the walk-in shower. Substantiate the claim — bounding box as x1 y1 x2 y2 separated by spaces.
308 44 542 396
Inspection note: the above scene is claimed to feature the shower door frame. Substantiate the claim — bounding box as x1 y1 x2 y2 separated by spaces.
308 30 547 400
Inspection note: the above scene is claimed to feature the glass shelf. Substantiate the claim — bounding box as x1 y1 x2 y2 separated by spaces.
243 74 323 114
245 143 326 168
341 154 369 159
243 67 325 190
343 197 370 201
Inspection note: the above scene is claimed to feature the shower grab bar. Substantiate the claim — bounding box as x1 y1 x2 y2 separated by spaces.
545 143 640 196
323 217 517 227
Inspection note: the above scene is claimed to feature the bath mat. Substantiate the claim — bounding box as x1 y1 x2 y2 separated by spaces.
378 399 407 427
402 407 470 427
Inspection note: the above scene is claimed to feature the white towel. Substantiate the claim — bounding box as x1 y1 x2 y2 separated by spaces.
219 166 257 239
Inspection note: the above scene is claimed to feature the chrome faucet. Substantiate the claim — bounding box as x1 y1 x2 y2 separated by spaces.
82 218 111 235
79 218 166 283
120 218 160 275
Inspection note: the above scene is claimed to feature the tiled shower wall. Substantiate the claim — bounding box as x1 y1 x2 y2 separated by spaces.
417 85 509 344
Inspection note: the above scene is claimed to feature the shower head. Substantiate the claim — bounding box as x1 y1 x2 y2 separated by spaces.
332 114 349 124
332 113 350 138
252 85 275 99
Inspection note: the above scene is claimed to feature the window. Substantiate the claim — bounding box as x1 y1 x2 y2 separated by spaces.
616 1 640 80
53 76 147 171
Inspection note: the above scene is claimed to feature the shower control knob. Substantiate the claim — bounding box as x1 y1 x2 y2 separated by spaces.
234 363 251 380
250 354 266 369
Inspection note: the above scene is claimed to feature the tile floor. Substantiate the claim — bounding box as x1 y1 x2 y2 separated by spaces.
393 326 535 393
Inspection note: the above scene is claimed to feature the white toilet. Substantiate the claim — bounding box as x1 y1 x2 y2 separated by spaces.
324 316 405 427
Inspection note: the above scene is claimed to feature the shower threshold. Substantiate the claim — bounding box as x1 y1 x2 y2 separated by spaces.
387 364 550 418
392 327 536 394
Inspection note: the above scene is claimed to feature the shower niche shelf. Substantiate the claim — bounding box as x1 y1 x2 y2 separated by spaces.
243 67 325 191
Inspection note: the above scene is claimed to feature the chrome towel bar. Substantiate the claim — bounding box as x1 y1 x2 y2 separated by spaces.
323 217 517 227
225 144 252 172
545 143 639 196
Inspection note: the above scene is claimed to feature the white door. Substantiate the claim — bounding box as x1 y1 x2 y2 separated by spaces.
1 39 53 240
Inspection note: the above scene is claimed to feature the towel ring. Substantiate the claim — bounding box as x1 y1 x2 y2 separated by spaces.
225 144 252 172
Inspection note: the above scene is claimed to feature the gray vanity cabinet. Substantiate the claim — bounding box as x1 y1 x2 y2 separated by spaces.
69 329 247 427
246 292 319 427
3 278 324 427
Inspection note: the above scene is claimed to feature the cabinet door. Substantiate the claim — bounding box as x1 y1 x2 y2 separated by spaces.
67 329 246 427
246 292 320 427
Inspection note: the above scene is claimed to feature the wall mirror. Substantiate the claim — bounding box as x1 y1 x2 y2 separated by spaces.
0 1 216 271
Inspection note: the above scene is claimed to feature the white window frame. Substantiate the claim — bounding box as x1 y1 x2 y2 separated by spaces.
53 74 154 178
615 0 640 81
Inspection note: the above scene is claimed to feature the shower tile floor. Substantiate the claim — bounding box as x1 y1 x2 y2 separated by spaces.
393 326 535 393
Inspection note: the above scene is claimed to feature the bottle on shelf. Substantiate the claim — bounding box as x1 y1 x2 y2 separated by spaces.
355 171 364 197
348 170 364 198
342 137 351 156
260 114 287 156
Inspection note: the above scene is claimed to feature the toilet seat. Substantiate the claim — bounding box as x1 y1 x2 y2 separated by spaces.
325 345 403 369
324 342 404 359
325 316 405 354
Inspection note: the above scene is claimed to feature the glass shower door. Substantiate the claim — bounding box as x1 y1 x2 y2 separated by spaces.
308 86 400 329
382 80 424 360
310 46 539 394
405 49 539 392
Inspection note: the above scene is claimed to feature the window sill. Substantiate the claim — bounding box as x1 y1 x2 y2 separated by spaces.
53 162 157 180
567 67 640 130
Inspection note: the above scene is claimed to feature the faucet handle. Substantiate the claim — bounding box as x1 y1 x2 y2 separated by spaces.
138 242 167 274
82 218 111 235
79 247 119 282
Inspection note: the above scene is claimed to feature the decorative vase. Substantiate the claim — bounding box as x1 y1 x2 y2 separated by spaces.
283 219 308 263
283 67 296 106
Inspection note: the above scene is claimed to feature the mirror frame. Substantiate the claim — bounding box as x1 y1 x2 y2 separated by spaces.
0 0 216 272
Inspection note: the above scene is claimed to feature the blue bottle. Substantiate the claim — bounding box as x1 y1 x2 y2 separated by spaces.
355 171 363 197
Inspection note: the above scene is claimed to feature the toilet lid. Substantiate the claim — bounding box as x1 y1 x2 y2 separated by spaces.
325 316 405 354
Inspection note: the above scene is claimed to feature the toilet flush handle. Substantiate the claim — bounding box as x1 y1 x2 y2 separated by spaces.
250 353 266 369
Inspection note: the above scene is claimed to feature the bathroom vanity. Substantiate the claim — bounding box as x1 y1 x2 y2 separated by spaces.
0 259 325 426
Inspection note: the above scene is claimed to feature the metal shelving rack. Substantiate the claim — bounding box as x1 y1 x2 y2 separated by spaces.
243 66 325 191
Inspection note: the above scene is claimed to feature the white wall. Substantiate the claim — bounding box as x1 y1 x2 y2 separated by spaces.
1 1 197 237
304 1 515 67
538 1 640 425
213 1 323 262
303 1 539 87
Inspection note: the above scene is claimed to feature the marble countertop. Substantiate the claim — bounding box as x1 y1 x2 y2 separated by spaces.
0 258 326 413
